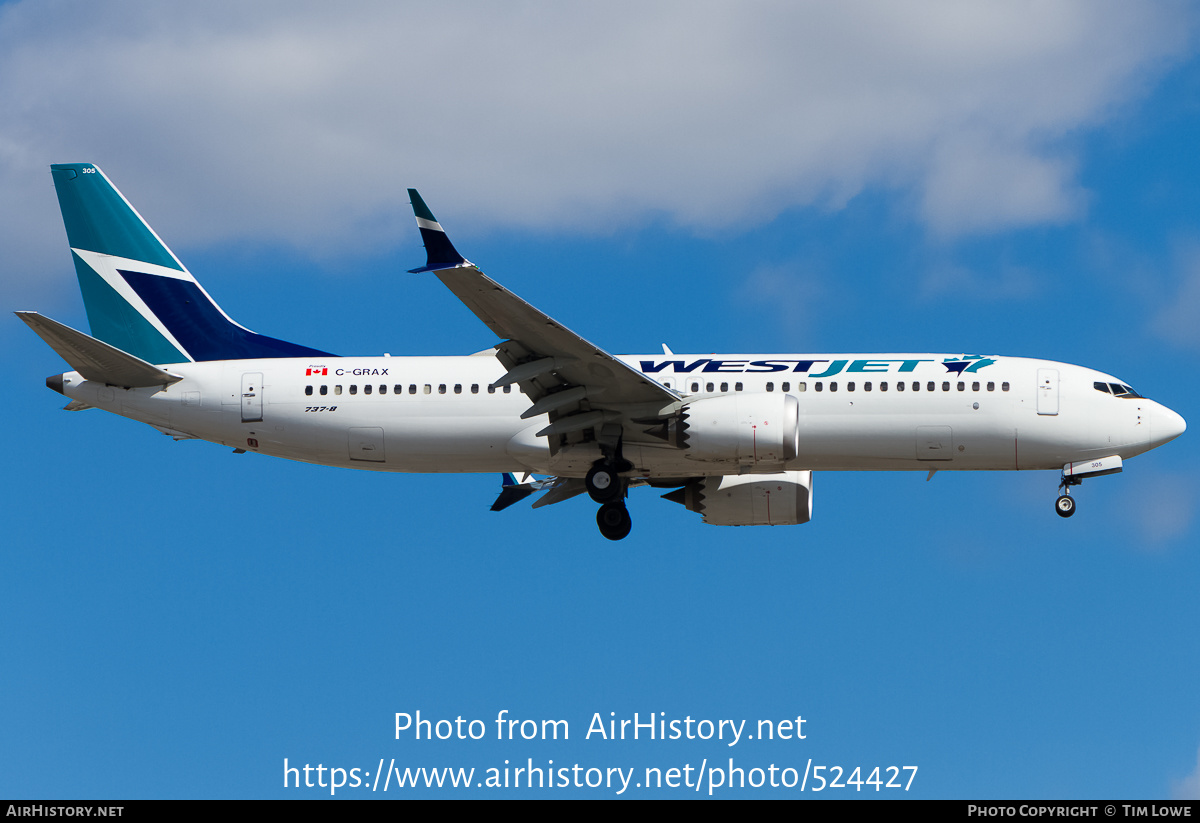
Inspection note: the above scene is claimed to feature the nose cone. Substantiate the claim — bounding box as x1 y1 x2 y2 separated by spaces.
46 373 64 395
1150 402 1186 448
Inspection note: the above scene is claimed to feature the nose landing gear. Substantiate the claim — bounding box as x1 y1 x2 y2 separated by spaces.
1055 473 1082 518
1053 455 1124 518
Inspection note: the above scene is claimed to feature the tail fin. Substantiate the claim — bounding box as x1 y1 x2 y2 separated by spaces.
50 164 332 364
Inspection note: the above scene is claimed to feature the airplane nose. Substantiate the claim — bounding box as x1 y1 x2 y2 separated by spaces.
1150 403 1186 448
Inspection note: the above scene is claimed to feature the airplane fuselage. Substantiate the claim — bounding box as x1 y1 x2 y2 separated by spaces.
53 352 1177 478
28 166 1187 536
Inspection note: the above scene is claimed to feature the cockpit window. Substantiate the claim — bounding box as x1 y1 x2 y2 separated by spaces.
1109 383 1143 399
1098 381 1143 399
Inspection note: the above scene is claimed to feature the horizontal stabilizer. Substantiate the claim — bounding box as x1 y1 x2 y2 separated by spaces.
532 477 587 508
16 311 182 388
491 472 535 512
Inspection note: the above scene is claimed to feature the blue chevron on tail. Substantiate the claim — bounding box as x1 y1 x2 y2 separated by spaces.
50 164 333 364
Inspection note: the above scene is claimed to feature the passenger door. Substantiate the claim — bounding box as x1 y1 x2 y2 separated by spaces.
241 372 263 423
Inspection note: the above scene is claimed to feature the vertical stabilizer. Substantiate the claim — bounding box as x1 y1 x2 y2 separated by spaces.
50 164 333 363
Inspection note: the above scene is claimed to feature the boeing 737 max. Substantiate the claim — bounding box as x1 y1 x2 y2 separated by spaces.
18 164 1187 539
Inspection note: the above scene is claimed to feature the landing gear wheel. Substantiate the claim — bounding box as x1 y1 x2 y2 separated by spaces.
586 462 621 503
596 502 632 541
1055 495 1076 518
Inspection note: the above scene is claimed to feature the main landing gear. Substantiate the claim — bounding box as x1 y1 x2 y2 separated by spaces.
597 501 632 541
587 454 633 540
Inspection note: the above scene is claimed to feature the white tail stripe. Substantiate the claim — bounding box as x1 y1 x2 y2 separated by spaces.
73 248 196 361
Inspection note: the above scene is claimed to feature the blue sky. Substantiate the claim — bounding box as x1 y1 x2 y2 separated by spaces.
3 1 1199 799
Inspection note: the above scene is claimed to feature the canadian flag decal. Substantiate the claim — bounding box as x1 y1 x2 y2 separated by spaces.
306 366 328 376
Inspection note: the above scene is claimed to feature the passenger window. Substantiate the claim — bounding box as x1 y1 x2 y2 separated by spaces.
471 384 479 394
735 382 743 391
896 381 904 391
830 381 838 392
815 382 823 392
972 382 980 391
305 385 313 396
394 385 403 394
438 384 446 394
794 382 803 392
454 384 462 394
488 385 496 394
927 382 935 392
782 382 791 392
942 382 949 392
987 382 995 392
847 382 855 391
320 385 328 396
364 385 372 395
423 384 431 394
1002 382 1010 392
350 385 358 395
504 385 511 393
707 382 715 392
957 382 964 391
864 382 872 391
720 382 728 392
334 385 343 395
409 384 417 394
880 382 888 391
912 382 919 391
691 382 699 393
766 382 774 392
379 385 387 394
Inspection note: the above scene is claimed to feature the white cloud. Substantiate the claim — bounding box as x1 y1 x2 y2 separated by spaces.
1172 744 1200 800
919 261 1040 302
0 0 1193 297
1127 472 1196 548
1155 247 1200 349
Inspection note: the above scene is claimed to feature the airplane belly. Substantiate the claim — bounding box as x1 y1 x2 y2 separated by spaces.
382 412 520 472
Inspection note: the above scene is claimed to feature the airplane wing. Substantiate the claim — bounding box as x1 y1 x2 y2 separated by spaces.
408 190 680 451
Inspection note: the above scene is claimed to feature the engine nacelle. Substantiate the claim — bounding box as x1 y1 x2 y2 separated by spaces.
681 393 799 466
663 470 814 526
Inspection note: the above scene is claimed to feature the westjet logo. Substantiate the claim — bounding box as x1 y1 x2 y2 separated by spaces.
640 358 932 378
942 355 997 375
638 356 998 379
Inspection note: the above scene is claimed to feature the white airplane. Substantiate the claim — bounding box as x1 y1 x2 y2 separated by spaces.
19 164 1187 540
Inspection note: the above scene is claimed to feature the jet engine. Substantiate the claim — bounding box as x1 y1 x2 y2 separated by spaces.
662 470 814 526
678 393 800 467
